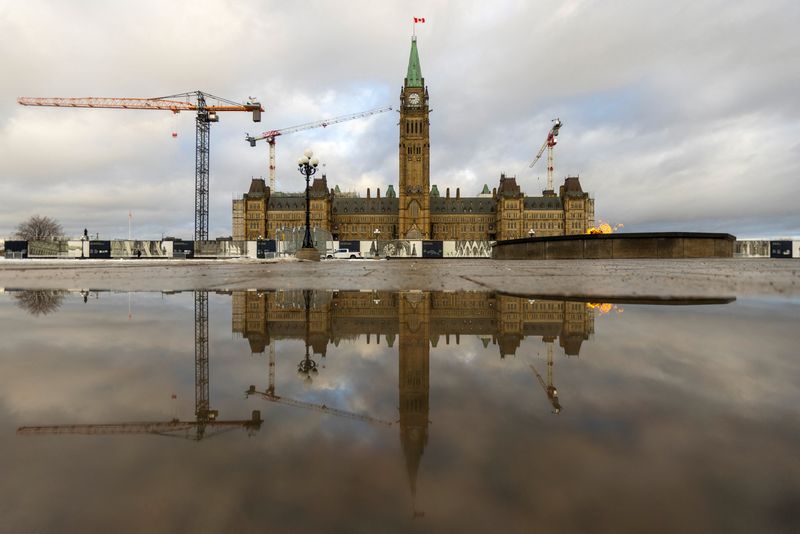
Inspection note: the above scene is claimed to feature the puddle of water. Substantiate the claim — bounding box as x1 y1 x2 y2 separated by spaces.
0 290 799 532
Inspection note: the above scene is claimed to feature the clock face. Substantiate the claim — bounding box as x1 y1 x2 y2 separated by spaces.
408 93 420 106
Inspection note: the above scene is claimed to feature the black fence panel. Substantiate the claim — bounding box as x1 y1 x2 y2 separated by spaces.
257 240 277 258
770 241 792 258
88 240 111 258
4 240 27 258
172 240 195 258
422 240 444 258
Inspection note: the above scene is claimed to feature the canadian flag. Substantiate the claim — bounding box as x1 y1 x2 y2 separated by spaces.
414 17 425 23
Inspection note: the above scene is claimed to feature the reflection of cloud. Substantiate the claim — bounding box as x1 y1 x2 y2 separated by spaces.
1 293 800 532
13 289 66 316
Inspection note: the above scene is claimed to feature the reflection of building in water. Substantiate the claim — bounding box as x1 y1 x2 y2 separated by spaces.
233 290 596 513
232 291 595 358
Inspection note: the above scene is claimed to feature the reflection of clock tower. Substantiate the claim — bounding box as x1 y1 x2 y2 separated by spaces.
399 36 431 239
398 291 430 513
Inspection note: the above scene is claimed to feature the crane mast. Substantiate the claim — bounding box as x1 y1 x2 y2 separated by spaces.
246 106 392 190
529 118 562 193
18 91 263 241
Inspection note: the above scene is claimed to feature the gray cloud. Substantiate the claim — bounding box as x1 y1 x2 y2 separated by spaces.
1 0 798 238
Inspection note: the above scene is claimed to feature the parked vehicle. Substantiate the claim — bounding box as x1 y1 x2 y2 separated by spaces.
325 248 363 259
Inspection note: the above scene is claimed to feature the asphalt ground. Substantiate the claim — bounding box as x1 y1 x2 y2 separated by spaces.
0 258 798 299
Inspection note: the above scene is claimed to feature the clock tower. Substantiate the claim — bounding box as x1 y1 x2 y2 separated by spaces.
398 36 430 239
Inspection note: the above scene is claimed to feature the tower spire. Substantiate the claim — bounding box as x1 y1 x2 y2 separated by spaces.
405 37 423 88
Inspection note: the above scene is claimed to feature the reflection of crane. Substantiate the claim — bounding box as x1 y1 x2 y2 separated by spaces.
528 118 562 193
17 411 262 440
18 92 263 241
246 341 392 427
247 385 393 427
246 106 392 190
17 290 261 440
530 342 561 414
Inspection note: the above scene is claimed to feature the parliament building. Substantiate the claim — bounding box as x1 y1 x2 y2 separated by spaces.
233 37 595 242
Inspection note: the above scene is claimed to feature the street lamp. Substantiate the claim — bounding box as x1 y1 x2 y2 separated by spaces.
296 149 320 260
528 228 535 238
373 228 381 258
297 290 318 385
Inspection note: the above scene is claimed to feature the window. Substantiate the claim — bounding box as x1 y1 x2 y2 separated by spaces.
409 200 420 219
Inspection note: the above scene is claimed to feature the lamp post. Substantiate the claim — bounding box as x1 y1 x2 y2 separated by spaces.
297 290 318 385
296 149 320 261
373 228 381 258
528 228 535 238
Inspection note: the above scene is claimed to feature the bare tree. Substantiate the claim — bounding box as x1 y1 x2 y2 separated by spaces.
15 215 63 240
13 290 67 316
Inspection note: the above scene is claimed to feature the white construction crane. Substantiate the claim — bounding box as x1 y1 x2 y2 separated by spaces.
528 118 563 192
530 342 561 414
246 341 393 427
246 106 392 190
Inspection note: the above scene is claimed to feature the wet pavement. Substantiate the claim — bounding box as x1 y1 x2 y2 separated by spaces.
1 289 798 532
0 258 798 298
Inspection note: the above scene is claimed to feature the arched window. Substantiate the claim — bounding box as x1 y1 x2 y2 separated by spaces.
409 200 420 219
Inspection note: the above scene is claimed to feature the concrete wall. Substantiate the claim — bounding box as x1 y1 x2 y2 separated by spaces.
492 233 736 260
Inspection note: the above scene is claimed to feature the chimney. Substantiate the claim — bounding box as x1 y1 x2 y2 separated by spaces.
367 188 371 199
446 187 450 198
456 188 460 199
377 187 381 198
493 187 497 197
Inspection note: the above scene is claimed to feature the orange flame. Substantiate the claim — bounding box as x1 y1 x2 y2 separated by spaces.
586 221 624 234
586 302 624 314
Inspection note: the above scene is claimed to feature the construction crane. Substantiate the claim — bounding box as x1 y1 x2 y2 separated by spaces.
530 342 561 414
16 412 262 440
246 341 393 427
246 106 392 190
17 290 261 441
18 91 263 241
247 385 393 427
528 118 562 192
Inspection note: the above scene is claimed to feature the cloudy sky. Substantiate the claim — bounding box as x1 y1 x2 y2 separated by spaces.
1 0 798 239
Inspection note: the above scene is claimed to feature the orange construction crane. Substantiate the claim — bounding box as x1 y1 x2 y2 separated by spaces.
18 91 264 240
246 106 392 191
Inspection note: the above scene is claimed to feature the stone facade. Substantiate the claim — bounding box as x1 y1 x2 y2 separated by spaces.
233 38 595 242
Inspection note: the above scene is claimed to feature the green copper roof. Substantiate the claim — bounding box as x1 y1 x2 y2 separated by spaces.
430 184 440 197
334 184 341 193
405 37 423 88
385 184 397 198
481 184 491 194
